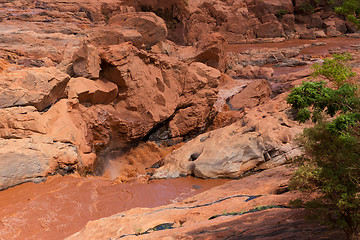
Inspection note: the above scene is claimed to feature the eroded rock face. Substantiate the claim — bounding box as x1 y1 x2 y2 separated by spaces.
126 0 354 45
0 67 70 111
228 79 271 110
152 93 304 179
0 136 78 190
72 44 102 79
0 106 45 139
95 42 220 144
67 77 118 104
107 12 168 48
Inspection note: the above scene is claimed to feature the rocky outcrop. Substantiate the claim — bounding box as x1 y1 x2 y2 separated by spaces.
107 12 168 48
0 35 221 184
151 93 304 179
227 45 303 67
0 136 78 190
67 77 118 104
95 42 220 144
0 67 70 111
227 79 271 110
227 65 274 79
72 44 102 79
125 0 356 45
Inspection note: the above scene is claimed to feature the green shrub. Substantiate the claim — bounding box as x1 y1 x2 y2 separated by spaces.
329 0 360 28
287 54 360 240
276 9 288 18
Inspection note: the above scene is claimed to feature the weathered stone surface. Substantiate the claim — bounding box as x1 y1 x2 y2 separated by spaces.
281 14 296 33
251 0 294 18
98 43 220 142
193 33 228 72
152 93 304 179
107 12 168 48
227 46 301 67
87 26 143 48
228 79 271 110
67 77 118 104
40 99 92 154
255 21 284 38
0 106 45 139
315 29 327 38
72 44 101 79
0 67 70 111
227 65 274 79
273 58 308 67
173 33 228 72
326 26 342 37
300 29 316 39
165 62 220 139
0 136 78 190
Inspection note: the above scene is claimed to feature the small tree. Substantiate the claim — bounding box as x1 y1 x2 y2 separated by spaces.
287 53 360 239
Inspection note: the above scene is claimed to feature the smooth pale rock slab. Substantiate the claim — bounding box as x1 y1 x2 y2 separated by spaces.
67 77 118 104
0 67 70 111
0 136 78 190
152 93 305 179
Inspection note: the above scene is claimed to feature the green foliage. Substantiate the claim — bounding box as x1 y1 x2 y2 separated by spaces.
290 123 360 239
330 0 360 28
287 53 360 239
312 53 356 87
299 2 315 14
287 54 358 123
276 9 288 18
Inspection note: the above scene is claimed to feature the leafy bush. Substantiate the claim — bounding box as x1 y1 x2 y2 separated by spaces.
276 9 288 18
329 0 360 28
287 54 360 239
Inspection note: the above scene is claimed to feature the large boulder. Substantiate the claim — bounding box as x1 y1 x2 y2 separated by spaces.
0 106 45 139
87 26 143 48
107 12 168 48
193 33 228 72
251 0 294 18
72 44 101 79
0 67 70 111
227 79 272 110
0 136 78 190
98 42 220 143
255 21 284 38
67 77 118 104
152 93 305 179
175 33 228 72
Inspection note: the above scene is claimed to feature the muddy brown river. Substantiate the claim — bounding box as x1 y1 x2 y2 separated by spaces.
0 175 229 239
227 37 360 56
0 36 358 240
